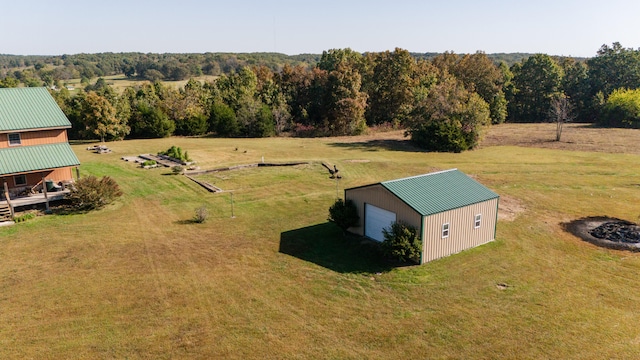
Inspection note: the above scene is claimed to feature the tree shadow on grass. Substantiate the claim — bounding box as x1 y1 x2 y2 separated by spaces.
279 222 393 274
327 139 426 153
175 219 199 225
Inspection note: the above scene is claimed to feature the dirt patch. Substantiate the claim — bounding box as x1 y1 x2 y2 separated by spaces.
562 216 640 251
498 195 525 221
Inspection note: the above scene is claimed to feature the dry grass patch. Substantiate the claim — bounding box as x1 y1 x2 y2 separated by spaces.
482 123 640 154
1 125 640 358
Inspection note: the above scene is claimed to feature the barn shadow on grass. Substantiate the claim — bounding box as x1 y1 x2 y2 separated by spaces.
327 139 424 153
279 222 393 274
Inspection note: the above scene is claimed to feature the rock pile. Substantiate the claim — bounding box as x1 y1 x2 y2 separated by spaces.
589 221 640 244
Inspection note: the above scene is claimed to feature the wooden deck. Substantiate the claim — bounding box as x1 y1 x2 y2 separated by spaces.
0 189 69 209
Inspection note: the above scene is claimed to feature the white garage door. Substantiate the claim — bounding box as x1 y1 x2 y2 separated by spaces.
365 204 396 242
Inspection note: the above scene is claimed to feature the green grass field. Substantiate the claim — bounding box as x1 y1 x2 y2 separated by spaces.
63 74 219 94
1 124 640 359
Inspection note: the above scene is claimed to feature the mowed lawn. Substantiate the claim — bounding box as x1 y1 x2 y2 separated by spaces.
1 124 640 359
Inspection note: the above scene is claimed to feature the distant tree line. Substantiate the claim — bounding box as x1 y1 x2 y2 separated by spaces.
3 43 640 151
0 52 319 86
0 52 534 89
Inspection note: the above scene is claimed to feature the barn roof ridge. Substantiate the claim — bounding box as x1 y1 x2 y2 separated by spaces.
381 168 458 184
377 169 499 216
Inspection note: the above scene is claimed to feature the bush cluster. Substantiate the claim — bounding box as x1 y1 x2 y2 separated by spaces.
159 146 191 162
14 212 36 223
601 88 640 128
67 176 123 211
410 121 469 153
193 206 208 223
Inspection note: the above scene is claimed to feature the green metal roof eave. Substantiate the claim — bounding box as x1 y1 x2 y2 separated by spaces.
418 197 500 217
0 125 71 134
0 143 80 176
0 87 72 131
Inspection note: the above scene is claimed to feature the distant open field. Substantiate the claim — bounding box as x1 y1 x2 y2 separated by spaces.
1 125 640 359
63 74 219 93
482 122 640 155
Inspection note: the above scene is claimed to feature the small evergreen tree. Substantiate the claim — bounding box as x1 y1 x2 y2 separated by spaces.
381 222 422 263
328 199 359 234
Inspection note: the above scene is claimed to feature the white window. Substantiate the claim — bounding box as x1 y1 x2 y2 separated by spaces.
474 214 482 229
14 174 26 186
8 133 21 146
442 223 450 238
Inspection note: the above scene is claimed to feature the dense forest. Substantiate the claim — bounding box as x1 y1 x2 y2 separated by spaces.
1 44 639 152
0 52 531 84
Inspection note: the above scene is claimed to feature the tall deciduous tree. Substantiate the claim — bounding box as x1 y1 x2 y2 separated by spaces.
126 83 175 138
365 48 417 126
82 92 130 142
325 64 368 136
588 42 640 98
509 54 563 122
312 49 368 136
560 58 592 121
451 52 506 124
217 66 258 112
276 64 314 126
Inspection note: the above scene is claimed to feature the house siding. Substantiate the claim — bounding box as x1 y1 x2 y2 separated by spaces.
421 198 498 263
345 184 422 237
10 168 73 187
3 167 73 196
47 167 74 183
0 129 68 148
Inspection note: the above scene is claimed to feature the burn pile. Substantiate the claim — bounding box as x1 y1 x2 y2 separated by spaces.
562 216 640 251
589 221 640 244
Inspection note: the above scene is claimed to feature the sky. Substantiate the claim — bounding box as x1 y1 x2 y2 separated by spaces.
1 0 639 57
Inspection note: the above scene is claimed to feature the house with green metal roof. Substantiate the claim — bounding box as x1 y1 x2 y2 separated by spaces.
0 87 80 205
345 169 499 263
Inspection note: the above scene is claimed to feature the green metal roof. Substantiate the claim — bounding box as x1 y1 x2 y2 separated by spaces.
0 87 72 132
380 169 499 216
0 143 80 176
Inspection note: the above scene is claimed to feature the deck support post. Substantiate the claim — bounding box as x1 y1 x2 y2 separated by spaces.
3 180 13 217
42 176 50 213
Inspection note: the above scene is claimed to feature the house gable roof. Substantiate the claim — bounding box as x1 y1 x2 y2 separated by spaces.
0 87 72 132
0 143 80 176
372 169 499 216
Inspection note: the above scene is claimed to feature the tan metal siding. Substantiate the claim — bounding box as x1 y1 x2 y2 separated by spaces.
0 129 68 148
421 198 498 263
345 185 422 237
